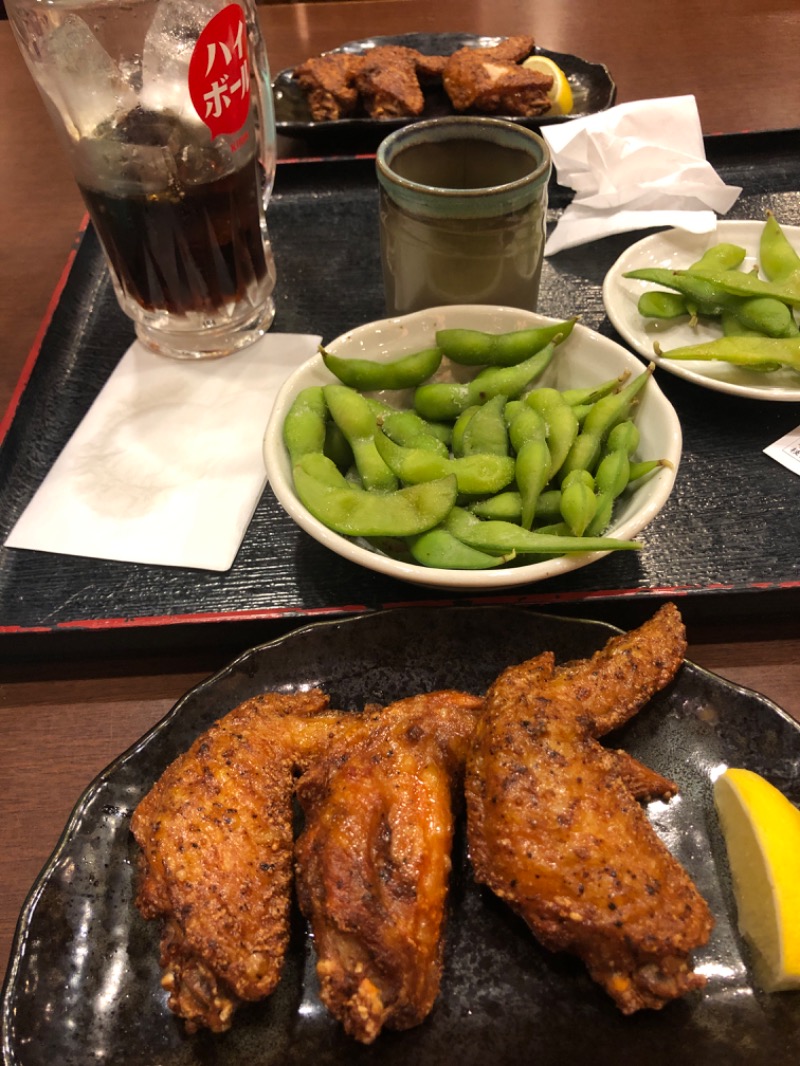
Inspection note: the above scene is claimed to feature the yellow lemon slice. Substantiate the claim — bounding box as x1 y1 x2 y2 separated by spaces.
713 767 800 991
522 55 574 116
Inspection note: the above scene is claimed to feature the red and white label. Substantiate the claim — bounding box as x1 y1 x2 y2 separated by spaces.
188 4 251 139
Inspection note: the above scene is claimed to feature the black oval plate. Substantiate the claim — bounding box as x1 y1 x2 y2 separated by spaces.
2 605 799 1066
273 33 616 142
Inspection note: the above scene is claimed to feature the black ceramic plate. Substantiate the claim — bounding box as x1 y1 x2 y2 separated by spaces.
273 33 616 140
3 606 800 1066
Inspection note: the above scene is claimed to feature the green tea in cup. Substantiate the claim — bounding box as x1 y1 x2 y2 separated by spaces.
376 117 551 316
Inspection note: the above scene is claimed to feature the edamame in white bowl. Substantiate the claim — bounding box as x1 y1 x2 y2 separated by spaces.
263 305 682 590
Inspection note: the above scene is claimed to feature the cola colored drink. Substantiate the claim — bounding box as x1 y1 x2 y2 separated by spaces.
7 0 278 359
78 125 271 319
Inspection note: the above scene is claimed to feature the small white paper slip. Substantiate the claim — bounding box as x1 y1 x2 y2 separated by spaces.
5 332 321 572
764 425 800 477
542 95 743 255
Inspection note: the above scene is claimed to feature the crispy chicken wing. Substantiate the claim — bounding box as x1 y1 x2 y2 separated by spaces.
131 690 360 1033
466 604 714 1014
293 53 366 120
294 689 483 1044
354 45 430 118
442 35 551 116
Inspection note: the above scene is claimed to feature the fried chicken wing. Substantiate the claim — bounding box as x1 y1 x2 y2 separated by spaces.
442 36 551 116
131 690 361 1033
293 53 366 120
294 689 483 1044
466 604 714 1014
354 45 429 118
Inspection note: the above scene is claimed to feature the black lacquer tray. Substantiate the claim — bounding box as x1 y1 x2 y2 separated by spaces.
1 131 799 656
3 608 800 1066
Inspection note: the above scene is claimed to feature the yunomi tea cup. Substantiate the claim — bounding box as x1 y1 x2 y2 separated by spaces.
376 116 552 316
8 0 278 359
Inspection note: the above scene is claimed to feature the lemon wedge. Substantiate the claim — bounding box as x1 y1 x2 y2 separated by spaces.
713 767 800 991
522 55 574 116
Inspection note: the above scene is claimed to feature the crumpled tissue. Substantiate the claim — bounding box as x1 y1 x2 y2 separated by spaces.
542 95 742 255
5 332 321 571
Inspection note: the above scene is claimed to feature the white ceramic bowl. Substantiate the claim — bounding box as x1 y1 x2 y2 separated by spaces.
263 305 682 590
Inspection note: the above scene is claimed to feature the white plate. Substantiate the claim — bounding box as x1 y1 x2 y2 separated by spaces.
264 305 682 591
602 220 800 402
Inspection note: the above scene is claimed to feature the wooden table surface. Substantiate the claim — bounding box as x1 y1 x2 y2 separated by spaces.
2 0 799 1007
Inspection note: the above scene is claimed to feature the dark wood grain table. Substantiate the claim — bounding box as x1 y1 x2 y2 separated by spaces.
2 0 799 1005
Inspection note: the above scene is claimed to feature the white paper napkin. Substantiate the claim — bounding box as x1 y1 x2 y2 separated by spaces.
543 96 742 255
5 332 321 571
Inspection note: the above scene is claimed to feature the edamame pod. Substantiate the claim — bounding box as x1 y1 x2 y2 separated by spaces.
468 488 562 524
293 455 457 537
637 291 689 320
374 430 516 496
413 342 556 420
675 267 800 309
559 469 597 537
283 386 328 464
525 387 579 478
460 394 510 457
444 506 641 555
687 242 747 273
451 405 480 457
407 527 514 569
560 374 628 407
760 212 800 283
323 420 354 470
435 319 576 366
321 345 442 390
379 409 450 456
654 336 800 371
560 364 654 479
323 384 398 492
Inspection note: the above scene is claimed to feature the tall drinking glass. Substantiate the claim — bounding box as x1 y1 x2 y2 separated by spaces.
7 0 278 359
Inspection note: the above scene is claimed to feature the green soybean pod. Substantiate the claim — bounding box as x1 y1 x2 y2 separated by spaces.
323 384 398 492
595 448 631 501
654 335 800 371
760 211 800 283
445 506 641 555
677 266 800 309
734 296 799 338
293 455 458 537
283 386 328 464
414 341 556 420
451 405 480 458
323 420 354 470
435 319 576 366
468 488 562 524
516 437 551 530
585 490 615 537
561 364 654 479
687 242 747 273
606 419 639 458
525 388 579 478
559 469 597 537
637 291 690 320
321 345 442 390
461 394 510 457
407 527 514 569
560 374 628 407
379 409 450 456
374 430 516 496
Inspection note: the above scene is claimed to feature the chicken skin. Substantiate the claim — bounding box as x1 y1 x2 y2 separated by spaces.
466 604 714 1014
131 690 361 1034
294 689 483 1044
